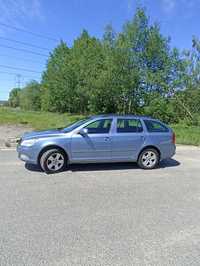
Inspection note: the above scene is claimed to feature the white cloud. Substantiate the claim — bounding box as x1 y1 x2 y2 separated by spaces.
161 0 200 14
0 0 44 27
127 0 132 12
161 0 176 13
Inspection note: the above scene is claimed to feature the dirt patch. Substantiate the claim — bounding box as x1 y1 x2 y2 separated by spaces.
0 124 32 148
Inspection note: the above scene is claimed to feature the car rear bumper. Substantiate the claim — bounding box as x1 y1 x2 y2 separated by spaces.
161 144 176 160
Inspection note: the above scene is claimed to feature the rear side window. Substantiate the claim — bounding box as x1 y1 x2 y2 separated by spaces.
117 119 143 133
144 120 169 133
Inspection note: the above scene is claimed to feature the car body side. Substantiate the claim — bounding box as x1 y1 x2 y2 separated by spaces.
17 116 176 165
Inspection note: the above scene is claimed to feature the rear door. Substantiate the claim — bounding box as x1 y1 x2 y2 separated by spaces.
111 118 145 161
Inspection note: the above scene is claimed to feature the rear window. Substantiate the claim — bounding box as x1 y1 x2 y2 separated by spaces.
144 120 169 133
117 119 143 133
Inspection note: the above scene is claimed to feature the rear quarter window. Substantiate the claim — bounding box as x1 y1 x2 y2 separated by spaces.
144 120 169 133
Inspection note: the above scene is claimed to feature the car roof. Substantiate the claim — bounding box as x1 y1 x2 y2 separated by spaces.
89 114 153 120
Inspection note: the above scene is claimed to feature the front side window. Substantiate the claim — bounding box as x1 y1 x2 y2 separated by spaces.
117 119 143 133
85 119 112 134
144 120 169 133
64 118 91 132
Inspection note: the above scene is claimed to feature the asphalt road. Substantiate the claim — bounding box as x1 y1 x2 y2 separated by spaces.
0 146 200 266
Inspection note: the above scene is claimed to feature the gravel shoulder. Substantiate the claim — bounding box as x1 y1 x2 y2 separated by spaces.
0 124 32 148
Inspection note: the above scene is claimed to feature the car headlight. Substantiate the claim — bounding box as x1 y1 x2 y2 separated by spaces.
21 139 37 147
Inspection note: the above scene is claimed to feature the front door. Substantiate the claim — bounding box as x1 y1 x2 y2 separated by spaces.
71 119 113 162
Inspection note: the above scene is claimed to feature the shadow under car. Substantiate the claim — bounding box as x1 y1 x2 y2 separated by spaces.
25 158 180 173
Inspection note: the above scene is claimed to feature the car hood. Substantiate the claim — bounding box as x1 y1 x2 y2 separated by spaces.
22 129 66 140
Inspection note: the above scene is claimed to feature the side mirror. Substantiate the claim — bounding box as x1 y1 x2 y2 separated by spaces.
79 128 88 136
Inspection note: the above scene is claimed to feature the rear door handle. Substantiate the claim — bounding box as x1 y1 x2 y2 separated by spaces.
104 137 110 141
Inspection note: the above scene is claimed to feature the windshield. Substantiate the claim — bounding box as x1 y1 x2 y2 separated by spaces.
63 118 91 132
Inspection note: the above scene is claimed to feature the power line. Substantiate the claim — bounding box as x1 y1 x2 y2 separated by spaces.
0 80 16 82
0 36 50 51
0 64 42 74
0 71 40 79
0 54 46 65
0 44 48 57
0 22 59 42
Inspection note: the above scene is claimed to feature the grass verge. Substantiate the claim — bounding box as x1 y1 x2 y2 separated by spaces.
172 124 200 146
0 107 200 146
0 107 84 130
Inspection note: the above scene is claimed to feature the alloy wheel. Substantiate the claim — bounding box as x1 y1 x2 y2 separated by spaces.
141 151 157 168
46 152 65 172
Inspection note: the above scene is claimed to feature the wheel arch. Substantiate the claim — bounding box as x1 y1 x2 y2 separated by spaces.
138 145 161 161
37 145 69 165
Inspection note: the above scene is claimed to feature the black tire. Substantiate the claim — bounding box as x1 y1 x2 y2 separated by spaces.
137 148 159 170
40 148 67 174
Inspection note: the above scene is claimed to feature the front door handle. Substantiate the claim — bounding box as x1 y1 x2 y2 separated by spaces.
104 137 110 141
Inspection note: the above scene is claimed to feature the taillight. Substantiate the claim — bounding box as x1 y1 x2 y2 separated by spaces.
172 132 176 144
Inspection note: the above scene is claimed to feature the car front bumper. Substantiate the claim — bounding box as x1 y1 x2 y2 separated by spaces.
17 145 38 164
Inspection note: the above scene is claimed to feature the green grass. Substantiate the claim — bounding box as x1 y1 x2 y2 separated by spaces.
0 107 200 146
172 123 200 146
0 107 84 130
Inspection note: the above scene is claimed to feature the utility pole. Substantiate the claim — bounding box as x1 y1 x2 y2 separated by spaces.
16 74 21 89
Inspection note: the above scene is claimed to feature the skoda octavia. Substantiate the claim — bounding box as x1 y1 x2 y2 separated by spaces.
17 115 176 173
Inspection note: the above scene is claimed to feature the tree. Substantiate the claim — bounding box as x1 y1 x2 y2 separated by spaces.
113 8 176 114
41 41 75 112
19 81 41 111
70 30 105 113
170 37 200 122
9 88 21 107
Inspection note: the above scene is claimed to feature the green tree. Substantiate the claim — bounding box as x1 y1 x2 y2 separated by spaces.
42 41 75 112
113 8 174 114
9 88 21 107
171 37 200 123
70 30 105 113
19 81 41 111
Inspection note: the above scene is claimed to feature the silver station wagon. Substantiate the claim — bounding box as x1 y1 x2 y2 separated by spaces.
17 115 176 173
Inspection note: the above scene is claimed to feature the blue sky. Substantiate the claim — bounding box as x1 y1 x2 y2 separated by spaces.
0 0 200 100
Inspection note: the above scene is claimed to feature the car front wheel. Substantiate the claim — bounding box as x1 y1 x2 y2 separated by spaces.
138 148 159 169
40 148 67 174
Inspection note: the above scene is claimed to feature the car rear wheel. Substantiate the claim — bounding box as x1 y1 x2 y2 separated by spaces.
40 148 67 174
138 148 159 169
